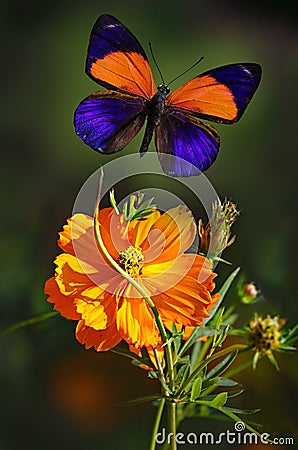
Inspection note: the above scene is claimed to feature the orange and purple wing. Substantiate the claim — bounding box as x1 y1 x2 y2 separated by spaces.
155 110 220 177
85 14 156 99
166 63 261 123
74 90 147 154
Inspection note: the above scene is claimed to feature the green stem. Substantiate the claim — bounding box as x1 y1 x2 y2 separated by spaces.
153 347 172 396
0 311 59 337
167 401 177 450
149 398 165 450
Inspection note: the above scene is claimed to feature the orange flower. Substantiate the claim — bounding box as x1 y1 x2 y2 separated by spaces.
45 206 218 353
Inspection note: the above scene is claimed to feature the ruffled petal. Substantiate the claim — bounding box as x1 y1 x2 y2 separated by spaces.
54 254 99 296
75 290 118 330
76 320 121 351
58 209 128 268
45 277 81 320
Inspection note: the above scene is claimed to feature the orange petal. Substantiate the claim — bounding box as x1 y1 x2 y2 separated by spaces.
54 254 98 296
45 277 81 320
128 210 161 248
142 254 198 295
75 290 117 330
142 206 196 264
116 298 160 348
58 213 94 255
76 320 121 352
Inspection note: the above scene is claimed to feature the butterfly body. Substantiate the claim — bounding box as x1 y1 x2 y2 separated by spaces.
74 14 262 176
140 84 170 155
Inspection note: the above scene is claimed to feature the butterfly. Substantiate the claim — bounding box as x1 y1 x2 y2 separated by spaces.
74 14 262 177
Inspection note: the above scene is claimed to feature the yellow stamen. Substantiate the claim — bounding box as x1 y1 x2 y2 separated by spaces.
117 245 144 277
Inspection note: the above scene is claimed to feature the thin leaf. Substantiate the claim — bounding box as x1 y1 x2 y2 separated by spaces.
116 393 165 407
179 325 228 358
190 378 202 401
204 267 241 325
204 351 238 381
223 406 261 415
211 392 228 408
111 346 153 369
227 388 244 398
194 400 267 440
176 363 191 386
216 377 239 387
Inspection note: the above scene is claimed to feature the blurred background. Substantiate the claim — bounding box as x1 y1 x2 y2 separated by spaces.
1 0 297 448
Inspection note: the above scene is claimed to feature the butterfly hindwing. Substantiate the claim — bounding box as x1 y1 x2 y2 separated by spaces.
86 14 155 98
74 90 147 154
166 63 262 124
155 110 220 177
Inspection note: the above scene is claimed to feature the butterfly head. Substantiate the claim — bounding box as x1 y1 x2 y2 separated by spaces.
157 84 170 96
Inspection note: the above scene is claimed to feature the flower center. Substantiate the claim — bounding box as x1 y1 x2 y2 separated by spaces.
117 246 144 277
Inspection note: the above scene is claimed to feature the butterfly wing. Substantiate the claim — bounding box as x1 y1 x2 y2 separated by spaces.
74 90 147 154
86 14 156 99
155 110 220 177
166 63 261 123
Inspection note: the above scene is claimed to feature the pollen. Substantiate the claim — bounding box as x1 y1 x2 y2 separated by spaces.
117 245 144 277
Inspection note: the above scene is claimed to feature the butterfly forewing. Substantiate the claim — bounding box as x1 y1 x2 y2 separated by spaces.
86 14 156 98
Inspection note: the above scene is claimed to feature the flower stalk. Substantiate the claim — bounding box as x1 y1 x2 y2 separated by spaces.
93 204 177 449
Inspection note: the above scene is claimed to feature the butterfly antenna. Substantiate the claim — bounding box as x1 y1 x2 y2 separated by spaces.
168 56 204 86
149 42 165 85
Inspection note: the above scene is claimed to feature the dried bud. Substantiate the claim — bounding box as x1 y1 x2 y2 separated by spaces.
247 314 287 369
198 199 240 263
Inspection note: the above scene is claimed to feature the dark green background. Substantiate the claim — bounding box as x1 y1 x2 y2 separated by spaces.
1 0 297 449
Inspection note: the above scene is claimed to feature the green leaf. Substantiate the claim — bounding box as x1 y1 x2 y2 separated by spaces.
179 325 229 358
204 267 240 325
223 406 261 414
116 393 165 407
111 346 154 369
227 388 244 398
190 377 202 401
175 363 191 386
193 400 266 441
211 392 228 408
204 350 238 381
172 322 183 355
216 377 239 387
